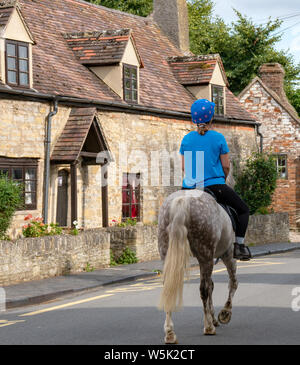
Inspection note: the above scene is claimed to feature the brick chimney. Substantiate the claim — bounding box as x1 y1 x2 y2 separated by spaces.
153 0 190 54
259 63 286 100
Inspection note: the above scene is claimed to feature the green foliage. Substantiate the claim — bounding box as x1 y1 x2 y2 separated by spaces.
234 152 278 215
84 262 95 272
0 174 23 240
110 247 138 266
115 218 137 227
88 0 152 17
187 0 300 115
22 215 62 238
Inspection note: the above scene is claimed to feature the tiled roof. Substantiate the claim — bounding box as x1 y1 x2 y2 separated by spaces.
3 0 255 122
168 55 229 86
63 29 143 66
225 88 256 121
51 107 97 162
0 6 14 27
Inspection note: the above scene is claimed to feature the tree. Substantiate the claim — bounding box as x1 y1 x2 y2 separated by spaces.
233 153 278 215
89 0 153 17
188 1 300 115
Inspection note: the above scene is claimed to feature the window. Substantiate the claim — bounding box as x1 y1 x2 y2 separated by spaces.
274 154 288 179
0 158 38 210
5 40 30 87
123 64 138 103
122 173 141 221
211 85 224 115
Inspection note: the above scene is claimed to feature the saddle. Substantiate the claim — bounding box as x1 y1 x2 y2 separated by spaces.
204 188 238 233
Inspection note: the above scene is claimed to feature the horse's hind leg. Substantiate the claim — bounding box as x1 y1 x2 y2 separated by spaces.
218 248 238 324
199 260 216 335
164 312 178 344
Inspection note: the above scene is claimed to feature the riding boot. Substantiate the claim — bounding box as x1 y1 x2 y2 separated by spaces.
233 243 251 261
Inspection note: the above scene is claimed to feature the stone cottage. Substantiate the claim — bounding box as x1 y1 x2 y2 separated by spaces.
239 63 300 231
0 0 258 239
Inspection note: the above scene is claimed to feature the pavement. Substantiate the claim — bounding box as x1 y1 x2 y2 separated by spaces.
3 241 300 310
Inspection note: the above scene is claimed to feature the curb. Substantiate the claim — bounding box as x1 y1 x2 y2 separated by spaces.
5 271 159 310
5 245 300 310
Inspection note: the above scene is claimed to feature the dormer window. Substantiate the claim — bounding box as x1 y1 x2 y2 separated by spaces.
64 29 143 104
123 64 138 103
211 85 224 115
6 40 29 87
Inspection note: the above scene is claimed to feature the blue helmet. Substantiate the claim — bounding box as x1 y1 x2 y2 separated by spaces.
191 99 215 124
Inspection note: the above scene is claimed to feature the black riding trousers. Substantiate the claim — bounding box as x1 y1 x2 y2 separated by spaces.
205 184 249 238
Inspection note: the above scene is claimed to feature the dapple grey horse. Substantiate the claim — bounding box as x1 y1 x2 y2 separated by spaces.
158 189 238 344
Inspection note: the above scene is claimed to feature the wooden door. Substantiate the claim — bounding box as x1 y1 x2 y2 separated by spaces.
56 169 69 226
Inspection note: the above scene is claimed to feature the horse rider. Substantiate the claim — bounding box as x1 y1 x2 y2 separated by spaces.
179 99 251 261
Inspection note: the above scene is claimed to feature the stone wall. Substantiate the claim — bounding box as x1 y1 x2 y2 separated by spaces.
0 212 289 286
245 212 289 245
0 229 110 286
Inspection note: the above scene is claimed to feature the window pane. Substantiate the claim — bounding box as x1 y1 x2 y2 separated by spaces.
25 168 36 180
125 89 131 100
19 72 29 85
7 43 16 56
8 70 17 84
19 59 28 72
131 69 137 79
18 45 28 59
12 168 22 180
132 90 138 101
132 79 137 90
7 57 16 70
125 79 131 89
25 192 35 205
124 67 130 78
25 180 35 193
0 168 9 177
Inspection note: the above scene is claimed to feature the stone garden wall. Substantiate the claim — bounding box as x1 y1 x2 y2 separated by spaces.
0 213 289 286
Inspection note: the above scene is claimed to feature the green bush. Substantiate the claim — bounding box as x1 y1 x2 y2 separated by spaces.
110 247 138 266
0 174 23 239
22 215 62 238
234 152 278 215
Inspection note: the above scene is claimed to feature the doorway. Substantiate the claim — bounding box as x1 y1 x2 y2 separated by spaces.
56 169 69 226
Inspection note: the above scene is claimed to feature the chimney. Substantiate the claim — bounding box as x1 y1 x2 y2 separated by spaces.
259 63 286 100
153 0 190 54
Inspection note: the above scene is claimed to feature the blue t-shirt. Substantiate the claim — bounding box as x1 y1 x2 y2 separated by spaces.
179 130 229 188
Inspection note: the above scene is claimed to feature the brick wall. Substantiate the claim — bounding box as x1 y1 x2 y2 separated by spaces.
239 80 300 230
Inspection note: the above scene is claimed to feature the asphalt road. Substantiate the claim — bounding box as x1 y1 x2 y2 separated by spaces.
0 251 300 346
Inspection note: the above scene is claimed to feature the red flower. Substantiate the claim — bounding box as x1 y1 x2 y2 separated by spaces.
24 214 32 221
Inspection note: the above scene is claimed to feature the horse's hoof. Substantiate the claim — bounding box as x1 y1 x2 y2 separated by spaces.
218 309 232 324
204 326 216 335
165 332 178 344
213 318 220 327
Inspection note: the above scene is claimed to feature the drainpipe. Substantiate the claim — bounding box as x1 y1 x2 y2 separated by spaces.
256 124 263 153
43 98 58 224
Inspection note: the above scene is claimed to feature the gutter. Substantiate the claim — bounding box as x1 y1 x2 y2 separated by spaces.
0 87 260 125
256 124 263 153
43 98 58 224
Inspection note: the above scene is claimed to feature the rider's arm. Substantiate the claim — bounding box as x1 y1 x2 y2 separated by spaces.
220 153 230 180
181 155 184 172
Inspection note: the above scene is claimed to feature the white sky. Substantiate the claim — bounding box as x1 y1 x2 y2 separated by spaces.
211 0 300 64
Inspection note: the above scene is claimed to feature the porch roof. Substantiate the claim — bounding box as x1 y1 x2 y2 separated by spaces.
51 107 109 163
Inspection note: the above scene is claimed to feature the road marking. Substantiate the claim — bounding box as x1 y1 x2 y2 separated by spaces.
0 319 25 328
19 294 114 317
16 259 285 318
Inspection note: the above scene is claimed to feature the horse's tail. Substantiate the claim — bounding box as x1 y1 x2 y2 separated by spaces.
159 196 192 313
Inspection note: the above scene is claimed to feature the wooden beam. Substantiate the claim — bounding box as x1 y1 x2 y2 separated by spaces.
71 162 78 227
80 151 98 158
